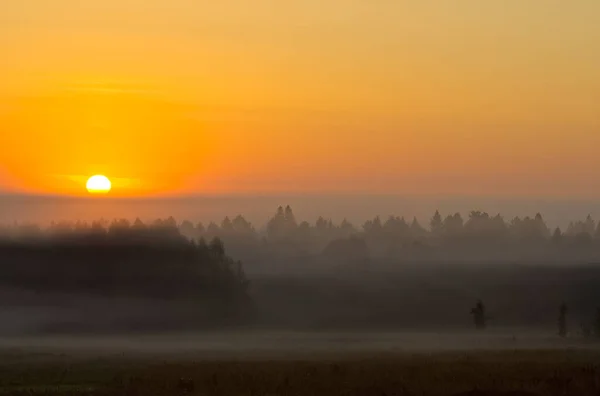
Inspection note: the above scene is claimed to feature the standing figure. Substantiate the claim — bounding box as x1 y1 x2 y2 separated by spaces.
470 299 487 330
558 303 568 338
594 308 600 338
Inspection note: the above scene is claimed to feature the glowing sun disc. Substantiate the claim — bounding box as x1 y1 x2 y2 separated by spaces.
86 175 112 194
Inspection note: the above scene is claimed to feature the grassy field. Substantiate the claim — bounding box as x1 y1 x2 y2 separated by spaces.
0 348 599 396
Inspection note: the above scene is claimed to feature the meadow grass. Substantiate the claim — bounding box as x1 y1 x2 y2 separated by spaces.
0 349 598 395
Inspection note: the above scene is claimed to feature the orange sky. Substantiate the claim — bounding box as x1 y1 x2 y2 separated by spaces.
0 1 599 197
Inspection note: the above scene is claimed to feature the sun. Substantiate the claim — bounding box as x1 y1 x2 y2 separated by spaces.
86 175 112 194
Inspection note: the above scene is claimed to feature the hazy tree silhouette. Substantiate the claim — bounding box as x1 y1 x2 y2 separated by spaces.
566 215 595 238
464 211 490 233
131 218 146 230
284 205 297 230
509 214 549 241
443 213 464 238
0 220 250 321
410 217 426 237
362 216 382 235
430 210 443 235
6 207 600 333
232 215 253 234
551 227 563 245
340 218 357 236
383 216 410 238
267 206 287 240
8 205 600 281
585 215 596 235
206 222 220 237
53 209 600 260
221 216 234 234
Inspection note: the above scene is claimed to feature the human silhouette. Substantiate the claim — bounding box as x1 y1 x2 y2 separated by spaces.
558 303 567 338
594 308 600 338
470 300 487 330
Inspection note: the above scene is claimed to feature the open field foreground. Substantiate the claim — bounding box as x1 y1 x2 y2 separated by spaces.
0 333 599 396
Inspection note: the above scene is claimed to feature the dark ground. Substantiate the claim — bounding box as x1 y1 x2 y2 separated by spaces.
0 332 599 396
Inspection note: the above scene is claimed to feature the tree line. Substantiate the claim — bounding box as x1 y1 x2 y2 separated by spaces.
0 220 251 326
3 206 600 261
194 207 600 247
2 212 600 333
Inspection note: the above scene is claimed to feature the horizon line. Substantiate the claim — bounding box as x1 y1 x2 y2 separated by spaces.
0 191 598 203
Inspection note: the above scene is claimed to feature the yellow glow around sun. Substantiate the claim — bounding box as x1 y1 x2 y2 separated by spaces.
86 175 112 194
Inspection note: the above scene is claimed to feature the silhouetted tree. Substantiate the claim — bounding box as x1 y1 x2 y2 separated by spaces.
49 221 73 235
443 213 464 237
510 214 549 241
363 216 382 234
73 221 88 232
91 220 107 234
293 221 312 246
566 221 576 236
585 215 596 235
566 215 595 238
464 211 490 233
267 206 286 240
336 219 356 239
314 216 327 231
430 210 443 235
132 218 146 230
534 213 549 236
383 216 410 237
551 227 563 245
410 217 427 237
298 221 311 233
206 222 220 236
209 237 226 257
221 217 234 233
164 216 177 229
490 214 508 237
109 219 130 235
284 206 297 228
232 215 253 234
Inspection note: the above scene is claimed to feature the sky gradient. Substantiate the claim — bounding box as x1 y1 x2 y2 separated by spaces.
1 1 599 197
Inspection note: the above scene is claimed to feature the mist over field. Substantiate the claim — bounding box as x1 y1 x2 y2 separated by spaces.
2 1 600 394
0 201 599 351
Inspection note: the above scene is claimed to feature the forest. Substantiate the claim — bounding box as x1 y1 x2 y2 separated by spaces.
1 206 600 335
4 206 600 265
0 220 251 333
178 206 600 265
